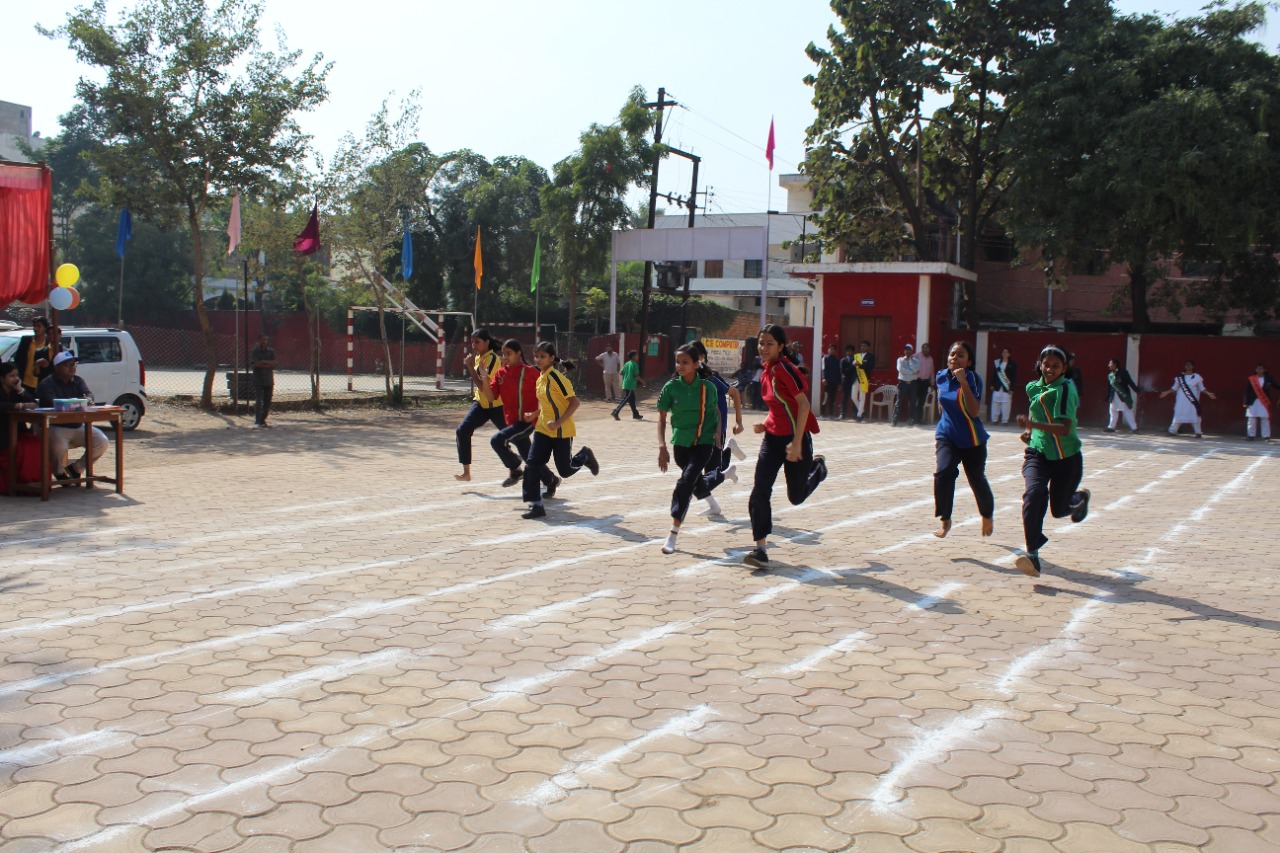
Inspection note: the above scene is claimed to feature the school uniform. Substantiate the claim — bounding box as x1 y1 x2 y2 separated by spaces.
844 351 875 420
990 358 1017 424
821 353 841 418
522 366 593 505
489 363 556 487
1106 367 1141 432
612 359 642 418
1168 372 1208 436
1022 375 1087 555
658 374 721 522
456 350 505 466
934 368 995 522
749 359 825 542
1245 371 1278 439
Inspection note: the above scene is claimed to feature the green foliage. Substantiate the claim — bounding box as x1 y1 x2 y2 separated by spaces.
1004 1 1280 330
69 204 190 323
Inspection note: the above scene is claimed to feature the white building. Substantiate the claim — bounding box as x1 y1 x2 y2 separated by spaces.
653 173 816 326
0 101 46 163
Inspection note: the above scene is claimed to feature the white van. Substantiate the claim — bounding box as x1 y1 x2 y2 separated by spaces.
0 326 148 430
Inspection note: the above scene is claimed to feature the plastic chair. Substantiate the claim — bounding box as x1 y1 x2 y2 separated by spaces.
923 388 938 423
868 385 897 421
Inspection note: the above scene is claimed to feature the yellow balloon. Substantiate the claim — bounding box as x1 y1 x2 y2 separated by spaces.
56 263 80 288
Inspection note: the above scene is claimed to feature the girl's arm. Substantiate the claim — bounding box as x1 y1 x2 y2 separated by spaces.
1016 413 1071 436
787 392 813 461
466 357 486 390
727 386 745 434
477 372 497 404
657 410 670 472
954 370 980 416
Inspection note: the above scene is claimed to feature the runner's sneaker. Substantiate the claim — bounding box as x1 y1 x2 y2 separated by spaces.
744 548 770 569
728 438 746 461
661 530 679 555
813 455 829 486
544 476 562 499
1070 489 1091 523
502 469 523 488
580 447 600 476
723 465 738 484
699 496 723 516
1015 553 1042 578
522 504 547 520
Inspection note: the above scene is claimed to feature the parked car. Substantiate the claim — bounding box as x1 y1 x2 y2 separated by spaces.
0 326 148 430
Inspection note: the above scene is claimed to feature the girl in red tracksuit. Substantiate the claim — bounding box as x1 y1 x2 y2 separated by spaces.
745 324 828 568
478 339 559 495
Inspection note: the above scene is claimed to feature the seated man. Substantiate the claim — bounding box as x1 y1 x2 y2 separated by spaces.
37 352 109 483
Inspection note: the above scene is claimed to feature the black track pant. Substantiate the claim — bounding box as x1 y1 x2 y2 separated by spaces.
748 432 823 542
670 444 718 522
456 402 506 465
934 438 995 521
1022 448 1084 554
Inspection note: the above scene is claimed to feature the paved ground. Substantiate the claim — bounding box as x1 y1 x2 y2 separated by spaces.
2 401 1278 852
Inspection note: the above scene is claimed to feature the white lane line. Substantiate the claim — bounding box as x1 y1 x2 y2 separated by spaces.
266 497 368 514
1166 453 1272 539
874 503 1017 555
215 649 408 704
1 526 142 549
908 582 963 612
1103 450 1215 511
521 705 715 805
870 706 1003 808
741 568 850 606
487 589 619 631
769 631 871 677
0 730 127 768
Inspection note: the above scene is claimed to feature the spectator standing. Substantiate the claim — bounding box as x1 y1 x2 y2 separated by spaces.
990 348 1017 425
250 334 277 429
1160 360 1216 438
611 350 646 420
821 344 841 419
892 343 920 426
13 316 58 395
37 352 109 483
914 343 935 423
1244 363 1277 442
1105 358 1142 434
595 343 622 402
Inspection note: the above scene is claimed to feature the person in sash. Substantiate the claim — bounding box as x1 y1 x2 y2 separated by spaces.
1243 363 1277 442
990 348 1017 425
842 340 876 422
1105 358 1142 434
1160 360 1216 438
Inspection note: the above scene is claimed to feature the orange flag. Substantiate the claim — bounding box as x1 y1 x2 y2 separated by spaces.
473 226 483 291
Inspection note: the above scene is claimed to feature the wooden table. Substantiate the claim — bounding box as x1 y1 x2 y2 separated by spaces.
7 407 124 500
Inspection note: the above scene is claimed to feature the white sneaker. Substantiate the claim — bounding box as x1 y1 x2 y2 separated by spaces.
699 496 723 516
723 465 738 484
661 531 679 554
728 438 746 461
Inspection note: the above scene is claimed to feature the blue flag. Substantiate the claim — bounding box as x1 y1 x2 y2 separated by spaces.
115 209 133 259
401 214 413 280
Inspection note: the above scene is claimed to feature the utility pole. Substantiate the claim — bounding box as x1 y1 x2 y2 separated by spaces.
638 87 673 373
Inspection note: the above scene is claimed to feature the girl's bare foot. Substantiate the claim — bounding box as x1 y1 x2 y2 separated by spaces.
933 520 951 539
454 472 471 482
981 517 994 537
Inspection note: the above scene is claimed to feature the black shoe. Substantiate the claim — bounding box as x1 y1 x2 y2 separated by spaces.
543 476 561 499
522 504 547 520
632 414 644 420
55 469 78 487
580 447 600 476
1131 429 1139 435
1070 489 1091 523
812 455 828 485
612 411 620 421
1104 428 1116 433
743 548 770 569
1245 435 1256 441
1196 433 1204 439
502 469 523 488
1015 554 1041 578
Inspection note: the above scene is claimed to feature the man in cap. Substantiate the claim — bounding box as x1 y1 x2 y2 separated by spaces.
893 343 920 426
37 351 110 483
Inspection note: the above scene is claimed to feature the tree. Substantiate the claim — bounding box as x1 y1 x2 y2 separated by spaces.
1004 2 1280 330
45 0 331 407
536 87 656 339
803 0 1082 316
70 204 191 323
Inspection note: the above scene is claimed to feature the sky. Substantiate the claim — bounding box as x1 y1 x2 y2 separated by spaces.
4 0 1275 216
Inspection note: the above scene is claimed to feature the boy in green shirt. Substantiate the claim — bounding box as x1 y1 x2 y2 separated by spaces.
611 350 646 420
1015 345 1091 578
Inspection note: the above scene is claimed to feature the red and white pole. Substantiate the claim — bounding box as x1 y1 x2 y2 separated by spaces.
435 312 444 390
346 307 354 392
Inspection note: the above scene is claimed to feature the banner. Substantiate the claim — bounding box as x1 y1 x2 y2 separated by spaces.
701 337 744 375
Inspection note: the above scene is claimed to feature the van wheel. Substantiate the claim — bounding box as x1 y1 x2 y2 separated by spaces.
113 394 145 431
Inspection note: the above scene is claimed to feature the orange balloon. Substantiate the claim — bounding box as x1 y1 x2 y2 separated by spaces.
67 288 81 309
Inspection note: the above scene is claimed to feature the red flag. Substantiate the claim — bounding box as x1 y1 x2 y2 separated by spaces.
766 118 776 171
294 203 320 256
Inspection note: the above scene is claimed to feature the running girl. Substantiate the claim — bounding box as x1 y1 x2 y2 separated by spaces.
1015 345 1091 578
521 342 600 519
745 325 827 568
1159 360 1216 438
933 341 995 539
689 340 745 517
456 328 505 482
656 344 721 554
477 339 559 494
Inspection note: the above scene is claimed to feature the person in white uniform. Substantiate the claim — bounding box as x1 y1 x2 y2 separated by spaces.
1243 363 1277 441
1159 360 1216 438
1105 358 1142 433
990 349 1017 424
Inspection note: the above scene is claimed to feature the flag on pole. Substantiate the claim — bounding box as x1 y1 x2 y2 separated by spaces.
226 193 241 255
765 118 776 171
295 203 320 256
473 226 483 291
115 209 133 259
401 213 413 279
530 235 541 293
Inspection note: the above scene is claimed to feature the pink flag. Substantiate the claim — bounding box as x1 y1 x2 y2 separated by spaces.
295 203 320 256
226 193 241 256
766 118 776 171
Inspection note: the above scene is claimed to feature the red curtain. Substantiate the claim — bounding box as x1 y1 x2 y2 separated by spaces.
0 162 52 309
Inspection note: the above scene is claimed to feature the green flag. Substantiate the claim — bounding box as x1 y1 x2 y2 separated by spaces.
530 235 541 293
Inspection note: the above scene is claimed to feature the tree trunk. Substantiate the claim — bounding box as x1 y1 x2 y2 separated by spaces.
1128 262 1151 333
189 211 216 410
372 277 395 399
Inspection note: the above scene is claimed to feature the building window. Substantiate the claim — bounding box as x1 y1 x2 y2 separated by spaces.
704 260 724 278
743 259 763 278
